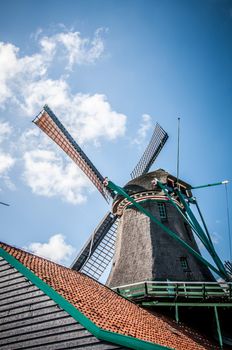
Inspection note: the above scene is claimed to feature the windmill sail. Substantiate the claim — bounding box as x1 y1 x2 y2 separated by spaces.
71 212 118 280
33 105 113 202
225 261 232 277
130 123 168 179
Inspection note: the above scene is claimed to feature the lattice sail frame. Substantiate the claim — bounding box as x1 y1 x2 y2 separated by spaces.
33 105 113 202
130 123 168 179
71 212 118 280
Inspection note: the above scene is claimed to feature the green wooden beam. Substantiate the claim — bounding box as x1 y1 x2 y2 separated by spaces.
156 180 212 251
193 198 214 248
175 188 228 280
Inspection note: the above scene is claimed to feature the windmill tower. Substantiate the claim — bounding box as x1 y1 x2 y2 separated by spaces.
107 169 214 287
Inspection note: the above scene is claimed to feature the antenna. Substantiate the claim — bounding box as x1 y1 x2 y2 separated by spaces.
176 117 180 186
224 181 232 262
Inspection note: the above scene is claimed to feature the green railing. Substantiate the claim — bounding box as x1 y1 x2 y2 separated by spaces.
113 281 232 301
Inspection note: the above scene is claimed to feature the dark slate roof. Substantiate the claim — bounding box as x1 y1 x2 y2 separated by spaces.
0 242 218 350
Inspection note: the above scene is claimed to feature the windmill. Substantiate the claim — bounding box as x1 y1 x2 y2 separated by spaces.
33 105 168 280
33 105 229 286
33 105 232 348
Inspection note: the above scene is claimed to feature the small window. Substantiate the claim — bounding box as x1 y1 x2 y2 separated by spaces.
180 257 189 271
157 202 167 221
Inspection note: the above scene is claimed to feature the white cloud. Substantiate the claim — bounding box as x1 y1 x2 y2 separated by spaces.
0 29 105 106
0 121 12 143
0 42 48 105
20 80 126 145
211 231 220 245
23 149 92 204
0 121 15 180
0 29 126 146
0 43 19 103
132 114 152 145
25 234 75 263
0 153 15 175
40 28 105 70
0 28 127 202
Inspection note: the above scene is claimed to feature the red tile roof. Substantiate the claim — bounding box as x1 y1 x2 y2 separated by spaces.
0 242 218 350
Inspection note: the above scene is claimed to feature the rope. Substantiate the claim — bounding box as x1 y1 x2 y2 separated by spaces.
225 183 232 262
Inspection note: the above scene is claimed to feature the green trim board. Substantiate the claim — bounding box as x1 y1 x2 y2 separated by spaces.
0 246 171 350
141 302 232 307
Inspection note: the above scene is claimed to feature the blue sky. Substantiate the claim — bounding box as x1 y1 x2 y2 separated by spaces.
0 0 231 279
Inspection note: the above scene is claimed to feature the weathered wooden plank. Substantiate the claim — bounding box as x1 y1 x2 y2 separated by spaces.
1 333 101 349
0 275 27 288
0 266 17 277
0 299 56 317
0 324 90 344
1 311 83 331
0 304 60 324
0 284 39 301
0 271 23 283
0 294 50 311
0 280 33 295
0 289 45 307
19 339 127 350
0 260 11 267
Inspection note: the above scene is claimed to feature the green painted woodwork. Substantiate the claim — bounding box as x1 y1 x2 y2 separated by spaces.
156 181 212 250
175 304 179 323
142 302 232 307
114 281 232 301
192 181 228 190
0 246 171 350
175 188 228 279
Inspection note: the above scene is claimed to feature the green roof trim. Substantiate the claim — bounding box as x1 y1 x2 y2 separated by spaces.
0 246 172 350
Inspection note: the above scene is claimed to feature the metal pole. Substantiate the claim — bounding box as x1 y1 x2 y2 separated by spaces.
214 306 223 348
225 183 232 262
192 180 229 190
177 117 180 187
175 304 179 323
